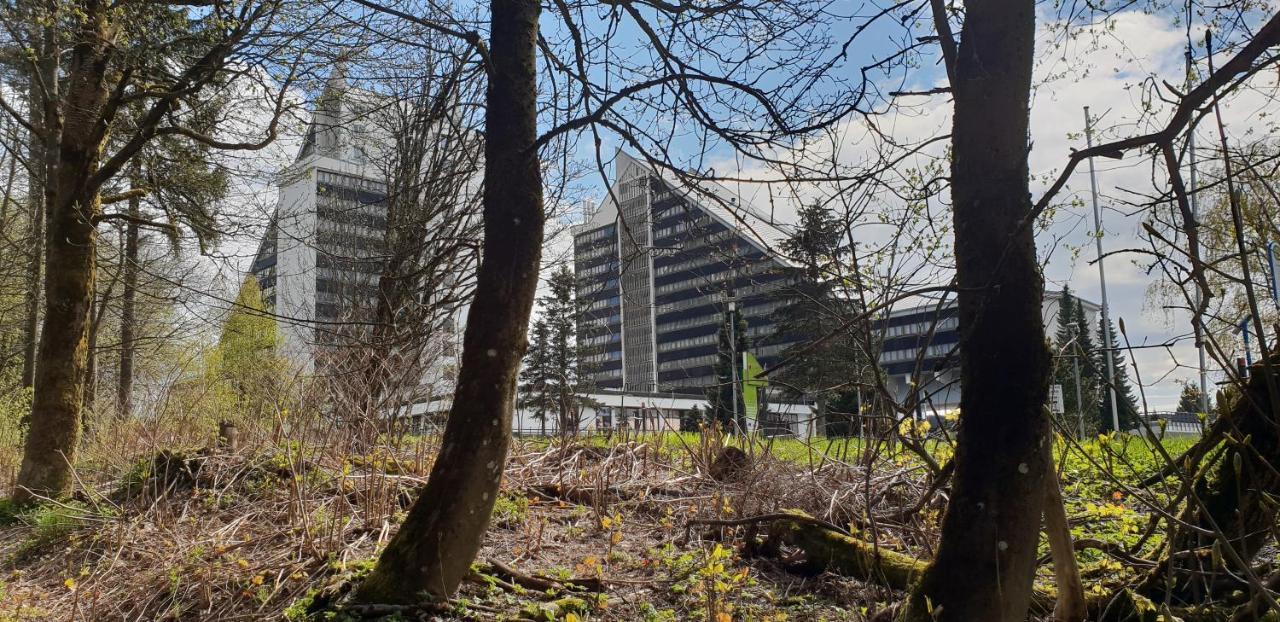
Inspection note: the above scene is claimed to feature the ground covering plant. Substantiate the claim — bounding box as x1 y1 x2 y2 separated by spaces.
0 416 1208 621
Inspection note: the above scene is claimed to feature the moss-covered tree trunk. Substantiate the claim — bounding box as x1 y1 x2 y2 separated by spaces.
353 0 543 604
12 1 114 504
901 0 1050 618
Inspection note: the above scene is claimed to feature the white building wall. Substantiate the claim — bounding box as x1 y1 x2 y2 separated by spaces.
274 167 318 371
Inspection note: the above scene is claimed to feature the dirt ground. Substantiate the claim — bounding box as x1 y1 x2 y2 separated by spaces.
0 437 957 621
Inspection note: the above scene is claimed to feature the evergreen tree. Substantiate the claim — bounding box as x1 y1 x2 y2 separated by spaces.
1051 287 1101 434
706 305 749 431
1071 297 1100 431
1096 317 1141 432
769 202 868 434
1175 382 1211 415
215 279 285 418
826 388 860 437
1051 285 1078 414
680 404 702 432
518 319 555 435
536 266 596 435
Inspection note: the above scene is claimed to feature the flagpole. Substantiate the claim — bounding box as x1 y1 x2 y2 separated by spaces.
1085 107 1121 433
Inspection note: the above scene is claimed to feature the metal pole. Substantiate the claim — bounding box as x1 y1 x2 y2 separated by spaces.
1267 241 1279 305
1072 340 1085 440
1240 318 1253 366
728 298 740 433
1187 49 1211 414
1085 107 1121 433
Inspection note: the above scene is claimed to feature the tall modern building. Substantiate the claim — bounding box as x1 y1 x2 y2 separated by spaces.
877 290 1100 417
572 152 802 396
249 68 470 409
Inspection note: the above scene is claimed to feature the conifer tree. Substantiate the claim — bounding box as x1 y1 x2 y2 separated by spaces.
770 202 868 434
1175 382 1211 415
518 319 554 435
1051 287 1102 434
538 265 595 435
215 279 285 419
1096 317 1141 432
707 305 749 431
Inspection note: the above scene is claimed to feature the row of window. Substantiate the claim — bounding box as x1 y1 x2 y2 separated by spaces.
652 214 712 241
583 332 621 347
585 350 623 364
317 170 387 194
657 333 716 353
578 261 617 279
318 205 388 231
880 343 956 364
316 230 384 254
586 296 621 312
879 316 959 339
317 254 383 274
576 225 615 244
654 280 783 315
659 354 715 371
580 314 621 329
575 243 614 263
654 261 776 297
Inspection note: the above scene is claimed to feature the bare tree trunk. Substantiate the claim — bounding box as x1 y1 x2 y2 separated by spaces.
117 165 141 419
13 5 113 504
901 0 1050 618
1046 466 1086 622
20 18 57 390
354 0 543 603
82 261 118 427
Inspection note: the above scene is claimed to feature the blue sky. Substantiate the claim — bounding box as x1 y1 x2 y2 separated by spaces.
213 2 1279 411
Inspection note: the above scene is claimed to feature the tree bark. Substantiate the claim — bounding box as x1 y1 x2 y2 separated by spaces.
1045 465 1086 622
20 15 58 390
117 165 141 419
13 1 114 504
353 0 543 604
901 0 1050 618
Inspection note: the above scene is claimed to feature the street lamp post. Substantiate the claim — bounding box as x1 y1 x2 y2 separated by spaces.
1070 329 1086 440
1085 107 1121 433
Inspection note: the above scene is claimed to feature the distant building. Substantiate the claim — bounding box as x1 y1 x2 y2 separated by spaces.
511 389 814 437
249 67 469 410
572 152 803 397
1138 411 1208 436
877 290 1101 418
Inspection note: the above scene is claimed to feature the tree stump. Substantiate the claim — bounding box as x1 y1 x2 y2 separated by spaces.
218 421 239 451
709 446 751 481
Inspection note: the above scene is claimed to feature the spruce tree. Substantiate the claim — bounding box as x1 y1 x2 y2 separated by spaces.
770 202 867 434
1072 298 1100 431
1175 382 1211 415
706 305 749 431
518 319 554 435
1051 285 1078 416
1051 287 1102 434
1096 317 1141 432
536 266 596 435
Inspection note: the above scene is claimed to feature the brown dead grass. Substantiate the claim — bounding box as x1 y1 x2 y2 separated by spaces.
0 428 943 622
